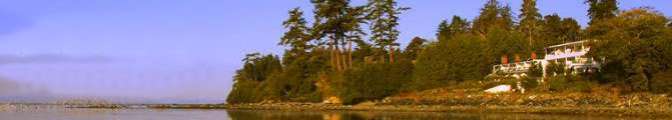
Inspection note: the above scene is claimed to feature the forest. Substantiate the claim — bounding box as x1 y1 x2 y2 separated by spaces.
227 0 672 105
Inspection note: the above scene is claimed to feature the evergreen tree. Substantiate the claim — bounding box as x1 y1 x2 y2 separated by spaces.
586 0 618 25
485 28 528 64
498 5 515 30
559 18 581 42
402 37 426 61
280 8 311 64
541 14 563 46
437 16 469 42
227 53 283 103
436 20 450 42
343 6 367 68
519 0 542 50
447 16 470 38
473 0 500 35
472 0 514 37
311 0 364 71
365 0 409 63
540 15 582 46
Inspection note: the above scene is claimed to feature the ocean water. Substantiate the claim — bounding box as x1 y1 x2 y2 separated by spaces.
0 105 665 120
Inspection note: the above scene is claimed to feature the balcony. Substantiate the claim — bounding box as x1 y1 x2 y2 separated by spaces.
492 60 542 75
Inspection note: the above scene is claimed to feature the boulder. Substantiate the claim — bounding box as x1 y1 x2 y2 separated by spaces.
485 85 512 93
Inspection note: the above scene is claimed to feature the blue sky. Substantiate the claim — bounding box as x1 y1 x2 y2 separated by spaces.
0 0 669 103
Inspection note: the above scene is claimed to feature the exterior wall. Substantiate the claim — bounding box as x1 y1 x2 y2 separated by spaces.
490 40 601 79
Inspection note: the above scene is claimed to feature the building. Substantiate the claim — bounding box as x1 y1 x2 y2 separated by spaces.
490 40 601 79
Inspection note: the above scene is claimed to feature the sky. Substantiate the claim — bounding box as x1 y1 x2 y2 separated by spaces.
0 0 669 103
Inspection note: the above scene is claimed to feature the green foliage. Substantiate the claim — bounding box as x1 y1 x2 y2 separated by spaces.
238 53 283 82
586 0 618 25
410 33 486 91
364 0 409 63
518 0 542 50
280 8 311 64
351 39 375 63
311 0 363 43
401 37 426 61
227 53 283 103
227 79 263 104
540 14 562 46
527 62 543 77
310 0 366 71
548 75 597 92
337 61 413 104
545 61 566 76
448 16 470 35
437 20 450 41
588 8 672 91
438 16 470 42
261 54 328 102
227 0 672 105
485 28 529 61
559 18 582 42
540 15 582 47
227 49 331 103
365 0 409 49
472 0 514 35
519 0 541 27
521 76 539 90
651 70 672 93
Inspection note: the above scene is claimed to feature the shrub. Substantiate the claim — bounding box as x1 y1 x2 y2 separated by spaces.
570 80 596 92
547 75 598 93
521 77 539 90
337 61 414 105
410 34 486 91
548 76 568 92
651 70 672 93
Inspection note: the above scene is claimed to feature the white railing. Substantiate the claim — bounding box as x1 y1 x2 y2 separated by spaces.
492 60 542 74
544 48 589 60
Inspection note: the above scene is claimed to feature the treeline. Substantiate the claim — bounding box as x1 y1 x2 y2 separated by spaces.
227 0 672 104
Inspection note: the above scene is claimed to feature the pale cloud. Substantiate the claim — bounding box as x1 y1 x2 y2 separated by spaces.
0 54 112 65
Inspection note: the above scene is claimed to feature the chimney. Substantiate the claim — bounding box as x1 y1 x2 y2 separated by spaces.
531 52 537 60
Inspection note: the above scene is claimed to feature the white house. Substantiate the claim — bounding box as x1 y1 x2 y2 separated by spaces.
490 40 601 79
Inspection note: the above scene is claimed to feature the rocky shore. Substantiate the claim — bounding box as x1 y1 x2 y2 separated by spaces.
221 89 672 117
224 103 672 116
66 87 672 117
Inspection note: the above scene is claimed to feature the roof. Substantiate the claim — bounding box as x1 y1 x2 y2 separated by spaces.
546 40 594 49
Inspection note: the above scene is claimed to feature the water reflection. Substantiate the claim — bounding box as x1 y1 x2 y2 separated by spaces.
0 105 666 120
226 110 662 120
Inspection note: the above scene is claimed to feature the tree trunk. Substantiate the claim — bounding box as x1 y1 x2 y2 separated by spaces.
529 29 533 49
529 23 535 49
347 41 353 68
334 42 342 71
340 44 347 70
330 44 337 71
389 45 395 63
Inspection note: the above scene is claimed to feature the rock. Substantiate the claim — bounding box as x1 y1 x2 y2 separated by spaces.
485 85 512 93
323 96 342 104
528 95 537 100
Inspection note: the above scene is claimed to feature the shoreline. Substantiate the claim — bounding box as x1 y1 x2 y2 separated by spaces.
222 103 672 116
64 103 672 117
46 91 672 117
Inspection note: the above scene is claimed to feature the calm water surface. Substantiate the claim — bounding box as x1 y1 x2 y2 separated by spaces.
0 105 665 120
